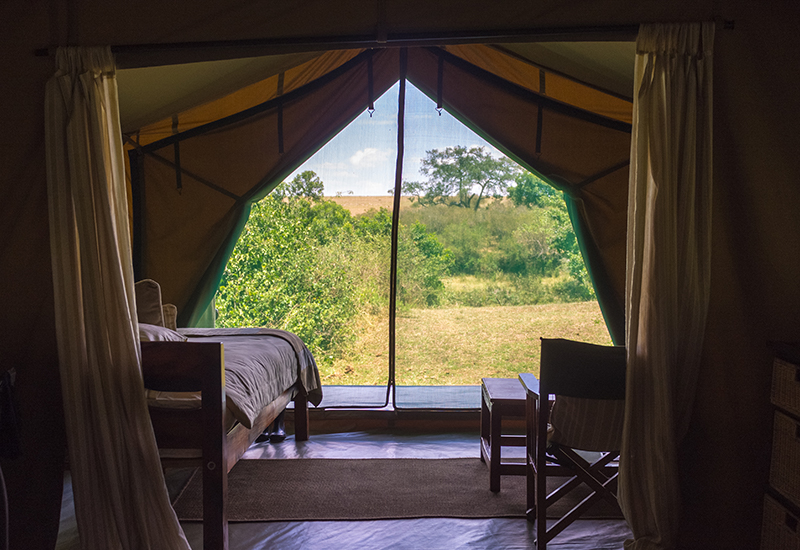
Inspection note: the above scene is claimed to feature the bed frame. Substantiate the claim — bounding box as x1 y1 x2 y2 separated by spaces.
141 340 309 550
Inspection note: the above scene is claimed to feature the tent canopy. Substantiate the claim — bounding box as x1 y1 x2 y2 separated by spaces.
117 41 636 132
124 42 634 334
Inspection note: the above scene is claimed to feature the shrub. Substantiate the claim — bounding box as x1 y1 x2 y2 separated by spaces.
442 274 557 307
216 197 451 363
216 196 359 355
401 190 597 303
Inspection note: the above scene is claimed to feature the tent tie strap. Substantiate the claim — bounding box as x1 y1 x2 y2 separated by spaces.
368 54 375 117
436 51 444 116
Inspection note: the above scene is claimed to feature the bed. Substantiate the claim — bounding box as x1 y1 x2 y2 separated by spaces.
135 280 322 549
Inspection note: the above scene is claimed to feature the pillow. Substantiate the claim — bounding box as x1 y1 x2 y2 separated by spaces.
139 323 187 343
162 303 178 331
135 279 165 327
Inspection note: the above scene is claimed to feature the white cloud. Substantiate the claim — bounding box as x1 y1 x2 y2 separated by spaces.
350 147 391 167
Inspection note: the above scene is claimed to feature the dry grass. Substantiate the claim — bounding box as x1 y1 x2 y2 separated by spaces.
328 195 508 216
321 301 612 386
328 195 414 215
444 275 513 292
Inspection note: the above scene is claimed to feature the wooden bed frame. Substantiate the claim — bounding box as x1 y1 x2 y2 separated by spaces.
141 340 309 550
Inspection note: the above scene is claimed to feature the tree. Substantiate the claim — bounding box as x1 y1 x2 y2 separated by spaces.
508 172 596 299
272 170 324 201
507 172 561 208
402 146 520 210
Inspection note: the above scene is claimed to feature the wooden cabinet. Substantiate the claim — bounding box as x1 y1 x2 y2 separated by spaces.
763 343 800 550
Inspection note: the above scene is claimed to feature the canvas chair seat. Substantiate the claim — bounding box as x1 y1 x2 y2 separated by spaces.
519 338 626 550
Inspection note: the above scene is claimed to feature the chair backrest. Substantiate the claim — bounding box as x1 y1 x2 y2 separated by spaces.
540 338 626 400
540 338 627 452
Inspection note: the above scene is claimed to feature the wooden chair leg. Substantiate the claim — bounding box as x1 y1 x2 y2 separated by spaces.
535 394 549 549
536 455 548 549
480 395 490 464
489 405 502 493
525 392 535 521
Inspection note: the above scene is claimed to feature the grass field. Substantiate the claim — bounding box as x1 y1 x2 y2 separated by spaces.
298 196 610 386
320 300 612 386
328 195 507 215
328 195 412 215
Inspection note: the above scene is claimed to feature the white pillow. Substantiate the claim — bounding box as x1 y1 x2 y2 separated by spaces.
135 279 165 327
139 323 187 342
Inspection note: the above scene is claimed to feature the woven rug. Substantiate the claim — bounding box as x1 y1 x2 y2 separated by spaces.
173 458 623 522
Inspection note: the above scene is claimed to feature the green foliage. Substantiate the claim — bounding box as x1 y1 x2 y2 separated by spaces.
402 146 520 211
507 172 561 208
403 168 596 302
398 221 453 308
350 208 454 309
216 175 451 363
442 274 556 307
216 196 356 357
553 253 596 301
271 170 324 201
403 200 566 278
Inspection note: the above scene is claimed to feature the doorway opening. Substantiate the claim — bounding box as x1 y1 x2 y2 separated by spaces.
214 80 612 410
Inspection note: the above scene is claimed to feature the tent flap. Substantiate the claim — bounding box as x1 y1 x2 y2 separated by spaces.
131 48 401 323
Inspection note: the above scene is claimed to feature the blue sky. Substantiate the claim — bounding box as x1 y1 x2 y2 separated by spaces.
287 81 504 197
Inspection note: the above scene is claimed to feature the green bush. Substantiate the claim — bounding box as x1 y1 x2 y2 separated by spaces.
553 253 596 302
401 196 595 301
216 196 359 356
442 274 557 307
397 221 453 308
216 197 451 363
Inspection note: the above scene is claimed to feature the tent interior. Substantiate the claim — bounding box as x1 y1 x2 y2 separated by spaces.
3 1 800 549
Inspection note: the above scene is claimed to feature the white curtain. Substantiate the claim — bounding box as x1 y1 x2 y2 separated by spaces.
45 47 190 550
619 23 714 550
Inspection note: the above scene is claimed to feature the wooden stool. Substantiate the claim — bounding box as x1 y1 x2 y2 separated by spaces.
480 377 527 492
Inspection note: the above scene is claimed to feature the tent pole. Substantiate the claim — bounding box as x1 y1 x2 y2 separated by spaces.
34 20 735 64
34 24 642 65
387 48 408 409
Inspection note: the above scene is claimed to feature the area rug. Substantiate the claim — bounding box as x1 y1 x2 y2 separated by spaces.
172 458 621 522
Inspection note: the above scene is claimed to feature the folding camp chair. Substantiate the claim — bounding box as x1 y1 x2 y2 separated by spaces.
518 338 626 549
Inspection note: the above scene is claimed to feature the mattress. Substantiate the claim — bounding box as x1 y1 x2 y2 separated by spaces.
146 327 322 429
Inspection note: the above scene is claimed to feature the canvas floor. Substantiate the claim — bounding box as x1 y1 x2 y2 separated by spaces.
56 428 631 549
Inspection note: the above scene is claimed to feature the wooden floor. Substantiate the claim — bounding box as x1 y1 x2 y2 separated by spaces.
56 386 631 549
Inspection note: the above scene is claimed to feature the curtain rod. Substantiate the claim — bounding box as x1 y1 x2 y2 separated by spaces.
34 24 643 59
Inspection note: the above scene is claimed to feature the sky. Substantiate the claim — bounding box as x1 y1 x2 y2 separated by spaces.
286 81 505 197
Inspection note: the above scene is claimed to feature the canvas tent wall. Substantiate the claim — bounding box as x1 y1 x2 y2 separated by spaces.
126 45 632 340
2 1 800 549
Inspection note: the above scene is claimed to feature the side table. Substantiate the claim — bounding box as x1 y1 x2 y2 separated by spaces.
480 377 527 492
